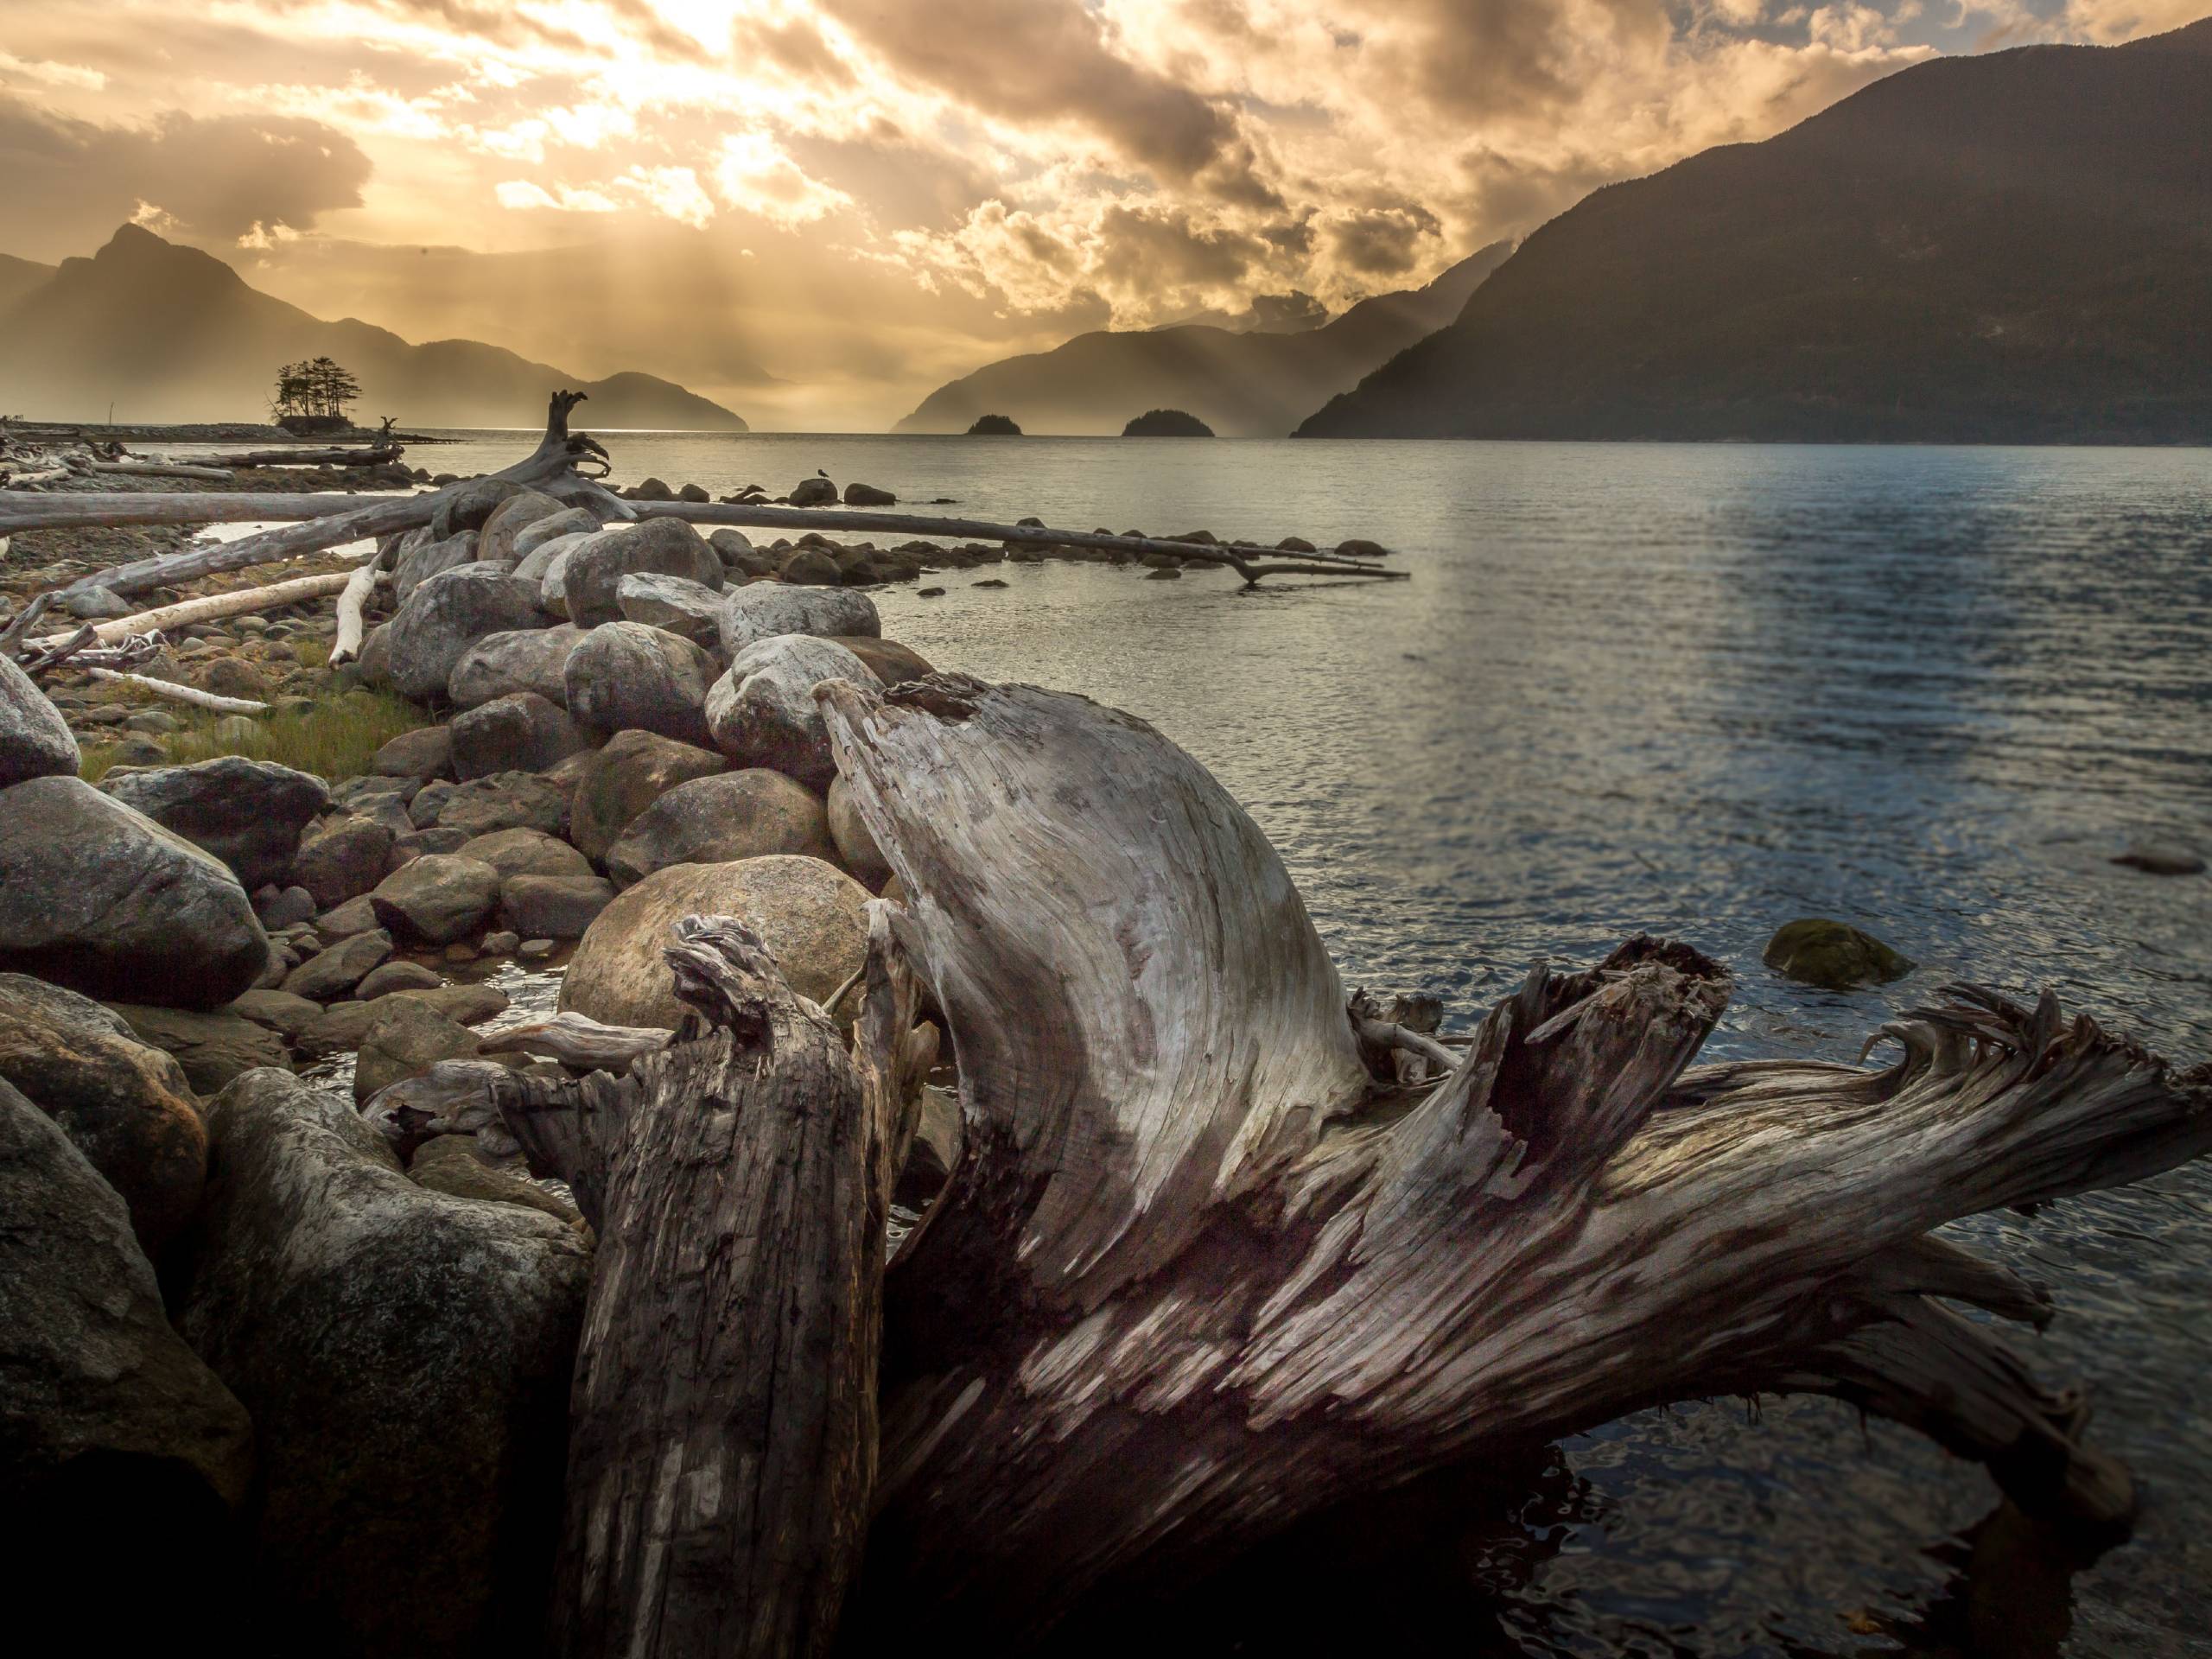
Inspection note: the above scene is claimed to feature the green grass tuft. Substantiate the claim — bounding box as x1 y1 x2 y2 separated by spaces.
80 690 432 785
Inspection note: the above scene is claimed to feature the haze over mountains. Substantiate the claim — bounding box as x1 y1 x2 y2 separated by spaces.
1299 19 2212 444
895 244 1513 437
0 226 747 430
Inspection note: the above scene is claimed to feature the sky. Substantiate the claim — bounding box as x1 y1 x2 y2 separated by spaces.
1 0 2202 428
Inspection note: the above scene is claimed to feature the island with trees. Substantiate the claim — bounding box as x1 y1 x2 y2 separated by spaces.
1122 408 1213 436
964 413 1022 435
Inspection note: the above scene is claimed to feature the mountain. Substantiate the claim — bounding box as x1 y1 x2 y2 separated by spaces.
1298 20 2212 444
894 243 1513 436
0 252 54 315
0 226 747 430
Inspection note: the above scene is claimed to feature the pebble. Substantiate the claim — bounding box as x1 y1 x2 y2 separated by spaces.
518 938 557 962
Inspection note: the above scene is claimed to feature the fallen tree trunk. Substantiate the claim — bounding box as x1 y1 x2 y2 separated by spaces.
0 492 378 534
85 670 267 714
182 445 403 468
80 458 232 481
492 911 931 1656
779 672 2212 1645
28 567 361 653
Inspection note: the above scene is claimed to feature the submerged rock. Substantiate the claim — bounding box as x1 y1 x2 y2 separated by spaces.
178 1069 588 1657
0 777 269 1010
0 973 207 1254
99 757 329 890
561 854 868 1028
1762 918 1916 991
605 769 836 887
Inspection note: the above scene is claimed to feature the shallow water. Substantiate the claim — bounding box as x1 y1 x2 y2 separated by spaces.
423 432 2212 1656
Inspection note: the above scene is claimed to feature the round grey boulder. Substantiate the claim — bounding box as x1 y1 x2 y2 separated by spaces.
565 621 715 747
0 777 269 1009
98 756 329 890
560 519 724 629
449 691 593 780
616 572 726 648
392 530 479 606
476 490 566 564
568 729 727 861
368 855 503 945
716 583 880 655
448 625 585 710
385 564 543 702
511 507 598 563
605 769 836 888
826 773 893 887
0 652 78 788
455 827 593 881
703 634 880 791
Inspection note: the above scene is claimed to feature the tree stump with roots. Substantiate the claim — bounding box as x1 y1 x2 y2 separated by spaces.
499 671 2212 1657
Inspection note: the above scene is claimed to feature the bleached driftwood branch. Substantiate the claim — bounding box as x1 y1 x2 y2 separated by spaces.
85 670 268 715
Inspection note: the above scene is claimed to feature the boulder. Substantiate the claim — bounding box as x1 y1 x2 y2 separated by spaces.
296 985 509 1061
790 475 838 506
510 507 597 563
0 777 269 1010
1762 918 1916 991
703 634 880 791
499 874 619 940
177 1070 588 1656
388 825 469 870
2112 841 2205 876
283 928 394 1001
103 1004 289 1094
448 625 585 709
842 480 896 506
449 691 592 779
409 1134 581 1226
229 988 323 1044
369 855 502 946
0 1076 251 1561
564 620 715 747
429 474 526 538
561 855 868 1028
0 651 79 786
615 571 726 647
631 476 675 501
316 893 383 939
709 528 779 579
353 620 395 688
560 519 723 628
826 773 893 886
293 812 398 908
353 1000 480 1104
0 974 207 1254
568 728 726 861
355 959 444 1000
607 769 836 888
833 634 935 686
476 490 566 563
257 885 317 931
392 531 479 606
434 771 570 840
385 564 543 702
455 827 593 881
780 547 842 584
99 757 329 889
370 725 454 781
677 481 710 504
717 582 880 654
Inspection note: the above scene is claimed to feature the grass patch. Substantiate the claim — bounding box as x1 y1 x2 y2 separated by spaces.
80 690 432 785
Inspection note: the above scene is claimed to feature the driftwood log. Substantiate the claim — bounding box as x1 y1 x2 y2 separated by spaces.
492 911 934 1656
485 670 2207 1655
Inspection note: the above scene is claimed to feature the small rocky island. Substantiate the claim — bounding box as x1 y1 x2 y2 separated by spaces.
964 413 1022 435
1122 407 1213 436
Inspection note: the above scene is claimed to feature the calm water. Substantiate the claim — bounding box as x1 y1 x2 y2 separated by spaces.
427 432 2212 1656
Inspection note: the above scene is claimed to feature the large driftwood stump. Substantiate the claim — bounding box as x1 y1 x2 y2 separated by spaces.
804 674 2211 1644
493 912 931 1658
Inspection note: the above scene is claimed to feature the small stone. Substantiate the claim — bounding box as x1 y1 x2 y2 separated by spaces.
283 929 395 1001
254 886 318 930
479 930 520 957
518 938 557 962
355 960 444 1000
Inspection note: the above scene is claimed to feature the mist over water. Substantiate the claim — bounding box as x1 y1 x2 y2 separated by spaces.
429 431 2212 1656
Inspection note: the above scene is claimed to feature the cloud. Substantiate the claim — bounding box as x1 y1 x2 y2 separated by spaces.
0 95 370 260
712 132 853 228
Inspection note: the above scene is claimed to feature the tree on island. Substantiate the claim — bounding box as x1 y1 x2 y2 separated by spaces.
1122 408 1213 436
270 356 363 434
965 413 1023 435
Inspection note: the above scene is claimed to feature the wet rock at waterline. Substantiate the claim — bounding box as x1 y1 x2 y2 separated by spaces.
1762 918 1916 990
0 974 207 1255
384 564 543 702
409 1134 581 1227
560 854 869 1028
104 1004 289 1094
177 1069 588 1658
98 757 330 890
499 873 619 940
447 626 587 711
0 1076 251 1526
790 475 838 507
0 777 270 1010
567 729 727 861
353 999 482 1105
716 582 880 655
564 620 716 747
835 635 936 688
605 768 836 888
2112 841 2205 876
844 481 896 505
780 547 842 585
283 928 395 1001
704 634 880 791
0 652 79 787
448 692 592 779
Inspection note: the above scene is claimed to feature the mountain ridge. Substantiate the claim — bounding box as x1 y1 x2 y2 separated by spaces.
895 242 1513 436
0 226 747 430
1297 19 2212 443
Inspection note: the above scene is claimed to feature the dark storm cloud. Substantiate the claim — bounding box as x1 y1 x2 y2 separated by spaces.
1323 203 1442 276
821 0 1239 181
0 98 372 259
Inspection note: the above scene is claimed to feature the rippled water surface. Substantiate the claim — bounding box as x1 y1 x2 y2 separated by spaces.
426 432 2212 1656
